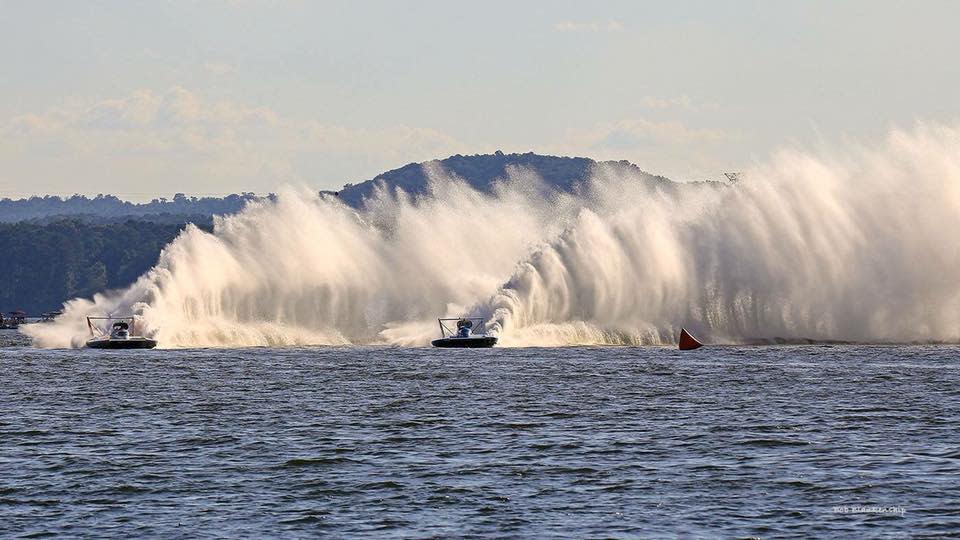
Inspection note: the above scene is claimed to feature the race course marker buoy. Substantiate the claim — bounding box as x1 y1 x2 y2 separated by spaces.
678 328 703 350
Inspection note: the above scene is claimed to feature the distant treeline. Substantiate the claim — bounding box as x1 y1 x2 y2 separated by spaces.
0 220 209 314
0 193 264 223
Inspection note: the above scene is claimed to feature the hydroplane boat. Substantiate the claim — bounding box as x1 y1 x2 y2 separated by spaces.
86 316 157 349
431 317 497 348
40 311 63 323
0 311 27 330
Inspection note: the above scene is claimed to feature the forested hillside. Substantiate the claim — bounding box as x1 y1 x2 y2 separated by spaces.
0 193 262 223
335 151 671 207
0 220 206 314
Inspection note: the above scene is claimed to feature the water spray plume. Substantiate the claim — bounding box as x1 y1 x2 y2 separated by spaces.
24 123 960 348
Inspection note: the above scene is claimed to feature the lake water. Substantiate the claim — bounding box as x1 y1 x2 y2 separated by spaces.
1 335 958 537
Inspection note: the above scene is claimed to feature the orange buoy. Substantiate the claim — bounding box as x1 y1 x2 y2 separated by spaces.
678 328 703 350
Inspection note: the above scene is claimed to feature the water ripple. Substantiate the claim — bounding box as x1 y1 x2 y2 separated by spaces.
0 345 957 537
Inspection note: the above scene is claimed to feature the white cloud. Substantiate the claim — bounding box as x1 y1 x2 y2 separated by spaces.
204 62 237 75
637 94 722 112
543 118 740 181
572 118 731 148
553 19 624 33
638 95 692 110
0 87 467 196
1 89 741 196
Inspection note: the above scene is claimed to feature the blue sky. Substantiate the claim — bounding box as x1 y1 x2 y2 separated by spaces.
2 0 958 199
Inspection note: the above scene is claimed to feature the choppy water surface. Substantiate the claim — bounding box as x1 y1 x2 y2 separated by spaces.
1 342 958 538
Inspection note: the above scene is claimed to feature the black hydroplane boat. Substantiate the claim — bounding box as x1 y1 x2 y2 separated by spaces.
86 317 157 349
431 317 497 348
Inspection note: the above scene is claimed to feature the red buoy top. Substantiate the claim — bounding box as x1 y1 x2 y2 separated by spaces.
678 328 703 350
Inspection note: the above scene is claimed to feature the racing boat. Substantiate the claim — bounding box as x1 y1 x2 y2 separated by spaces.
0 311 27 330
86 316 157 349
431 317 497 348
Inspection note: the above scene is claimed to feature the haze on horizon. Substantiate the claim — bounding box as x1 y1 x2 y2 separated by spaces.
2 0 958 201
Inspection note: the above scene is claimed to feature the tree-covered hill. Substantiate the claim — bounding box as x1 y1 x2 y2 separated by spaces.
0 193 262 223
335 151 671 207
0 220 206 314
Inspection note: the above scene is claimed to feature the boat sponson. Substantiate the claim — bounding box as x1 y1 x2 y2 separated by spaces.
86 338 158 349
431 336 498 348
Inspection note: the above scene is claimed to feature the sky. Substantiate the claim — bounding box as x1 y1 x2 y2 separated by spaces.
1 0 959 200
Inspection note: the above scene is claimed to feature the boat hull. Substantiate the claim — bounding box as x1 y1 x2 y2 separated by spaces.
431 336 498 348
86 338 157 350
